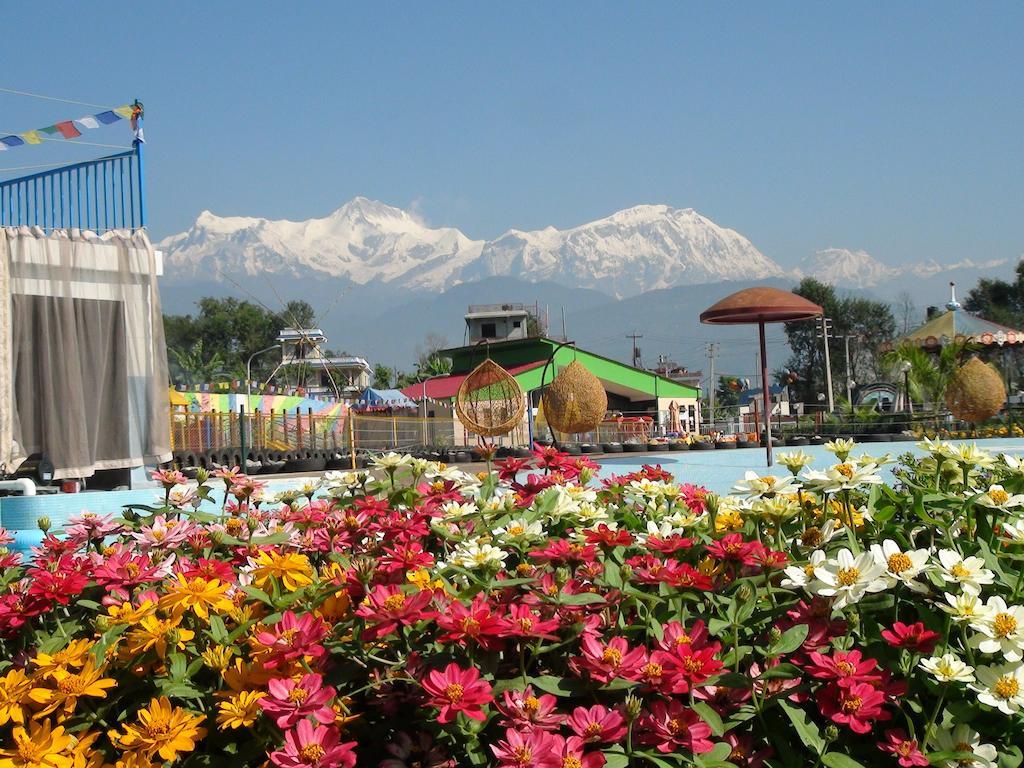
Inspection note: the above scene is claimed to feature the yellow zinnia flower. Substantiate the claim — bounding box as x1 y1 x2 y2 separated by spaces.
0 669 33 726
108 697 206 762
715 507 744 532
124 616 195 659
215 690 265 729
159 574 233 620
200 645 234 672
32 639 94 680
249 550 314 592
0 719 73 768
28 659 116 719
105 600 157 627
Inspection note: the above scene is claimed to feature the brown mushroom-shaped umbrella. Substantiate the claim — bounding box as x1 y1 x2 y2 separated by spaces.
700 287 823 466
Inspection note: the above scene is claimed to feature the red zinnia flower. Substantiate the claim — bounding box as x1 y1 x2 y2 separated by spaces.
705 533 765 566
571 634 646 684
255 611 328 669
657 620 710 653
880 622 940 655
639 699 714 755
501 603 561 641
495 686 563 732
651 643 723 694
490 727 561 768
566 704 627 743
805 649 882 685
260 673 336 728
436 594 505 650
269 720 357 768
529 539 597 566
356 585 436 640
583 525 634 548
421 663 493 724
551 734 606 768
819 681 891 734
496 457 531 481
877 729 929 767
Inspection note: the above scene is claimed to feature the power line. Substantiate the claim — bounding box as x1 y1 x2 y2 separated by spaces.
0 86 114 110
626 332 643 368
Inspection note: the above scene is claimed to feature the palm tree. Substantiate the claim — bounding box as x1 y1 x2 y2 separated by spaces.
882 340 973 411
169 340 230 385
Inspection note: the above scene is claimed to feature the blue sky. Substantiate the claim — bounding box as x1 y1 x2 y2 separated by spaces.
1 2 1021 268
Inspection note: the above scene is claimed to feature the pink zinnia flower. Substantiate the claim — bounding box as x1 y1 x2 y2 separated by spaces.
132 515 192 550
420 663 493 723
880 622 940 654
490 727 561 768
356 585 436 640
151 468 187 488
495 686 563 732
501 603 561 641
878 729 929 767
805 649 882 685
255 611 328 669
436 594 505 650
566 704 626 743
571 634 646 684
705 533 765 566
269 720 357 768
639 699 714 755
259 673 336 728
551 734 606 768
650 643 723 694
819 681 891 734
65 511 123 541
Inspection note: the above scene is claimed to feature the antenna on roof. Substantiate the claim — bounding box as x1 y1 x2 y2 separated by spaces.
947 281 961 312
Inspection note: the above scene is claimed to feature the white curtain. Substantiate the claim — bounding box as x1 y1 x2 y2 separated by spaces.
0 226 171 479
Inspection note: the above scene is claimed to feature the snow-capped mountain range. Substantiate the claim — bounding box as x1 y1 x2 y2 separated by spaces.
159 198 1010 297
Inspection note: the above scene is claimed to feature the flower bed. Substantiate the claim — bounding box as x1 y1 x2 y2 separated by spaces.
1 440 1024 766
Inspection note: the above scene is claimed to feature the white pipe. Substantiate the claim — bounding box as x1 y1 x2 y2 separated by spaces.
0 478 36 496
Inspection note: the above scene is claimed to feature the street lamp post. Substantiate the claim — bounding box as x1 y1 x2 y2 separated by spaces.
900 360 913 416
419 373 449 446
246 345 282 399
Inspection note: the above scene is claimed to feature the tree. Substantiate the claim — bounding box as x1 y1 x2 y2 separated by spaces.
965 261 1024 328
893 291 918 335
372 364 394 389
163 297 317 384
783 278 896 406
168 339 230 385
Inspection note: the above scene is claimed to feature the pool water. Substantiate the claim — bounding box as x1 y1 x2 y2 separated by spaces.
3 439 1024 551
594 439 1024 496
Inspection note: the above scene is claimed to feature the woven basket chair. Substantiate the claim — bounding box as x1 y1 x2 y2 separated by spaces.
542 360 608 435
945 356 1006 424
455 359 527 437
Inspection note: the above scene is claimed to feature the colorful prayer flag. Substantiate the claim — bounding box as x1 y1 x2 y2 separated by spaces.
76 115 99 130
55 121 81 139
19 130 44 144
94 111 120 125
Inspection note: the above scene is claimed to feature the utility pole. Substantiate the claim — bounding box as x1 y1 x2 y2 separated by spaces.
626 332 644 369
706 342 718 427
842 334 857 405
818 317 835 413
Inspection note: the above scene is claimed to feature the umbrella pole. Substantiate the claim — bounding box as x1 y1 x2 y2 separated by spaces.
759 321 773 467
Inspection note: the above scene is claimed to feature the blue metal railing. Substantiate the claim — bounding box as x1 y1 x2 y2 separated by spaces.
0 141 146 232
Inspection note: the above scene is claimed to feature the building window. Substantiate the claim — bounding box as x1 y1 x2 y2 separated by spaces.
481 322 497 338
512 320 521 328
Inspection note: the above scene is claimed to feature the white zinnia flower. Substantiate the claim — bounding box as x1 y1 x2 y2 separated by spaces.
776 450 813 474
732 471 799 499
440 501 478 519
937 550 995 592
942 590 986 623
802 462 884 494
919 653 976 683
977 484 1024 511
1002 517 1024 543
781 550 826 590
948 443 997 471
869 539 931 592
448 540 508 570
970 663 1024 714
824 437 856 461
970 596 1024 662
930 724 998 768
372 452 413 470
812 548 889 609
493 517 544 541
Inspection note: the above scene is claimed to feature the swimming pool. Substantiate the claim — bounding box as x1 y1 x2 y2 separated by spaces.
3 438 1023 550
594 439 1024 495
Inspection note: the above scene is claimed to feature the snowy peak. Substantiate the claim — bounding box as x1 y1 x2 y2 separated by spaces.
462 204 785 297
798 248 1012 289
159 200 484 290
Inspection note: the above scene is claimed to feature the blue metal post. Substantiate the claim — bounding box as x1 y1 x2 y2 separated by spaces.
134 116 146 229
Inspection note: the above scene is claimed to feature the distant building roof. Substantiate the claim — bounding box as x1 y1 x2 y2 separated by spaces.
739 384 788 405
355 388 417 409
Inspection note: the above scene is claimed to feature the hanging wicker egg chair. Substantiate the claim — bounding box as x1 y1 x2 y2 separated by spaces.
945 356 1006 424
454 359 526 437
542 360 608 435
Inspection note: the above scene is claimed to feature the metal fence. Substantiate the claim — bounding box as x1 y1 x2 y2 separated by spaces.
169 408 346 454
1 147 146 231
